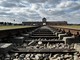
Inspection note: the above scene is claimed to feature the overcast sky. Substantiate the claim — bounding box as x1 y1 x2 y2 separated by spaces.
0 0 80 24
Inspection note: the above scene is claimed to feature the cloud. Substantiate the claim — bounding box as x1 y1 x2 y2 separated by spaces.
0 0 80 24
0 0 27 7
27 0 47 3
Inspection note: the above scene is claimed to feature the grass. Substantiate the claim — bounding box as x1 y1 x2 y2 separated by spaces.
0 25 34 30
53 25 80 30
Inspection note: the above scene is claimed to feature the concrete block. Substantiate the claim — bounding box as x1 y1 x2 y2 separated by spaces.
55 32 62 36
62 36 75 44
13 36 24 43
58 33 68 40
22 34 29 39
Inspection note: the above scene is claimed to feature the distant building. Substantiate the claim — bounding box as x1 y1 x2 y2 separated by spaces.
22 18 68 26
42 17 47 25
